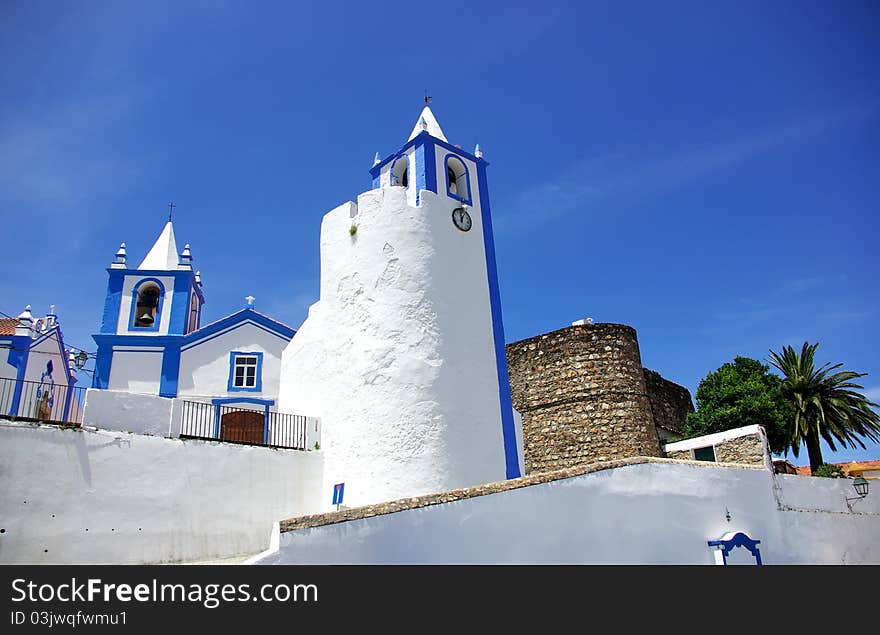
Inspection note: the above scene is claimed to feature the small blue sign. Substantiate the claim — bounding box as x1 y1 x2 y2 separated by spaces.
332 482 345 506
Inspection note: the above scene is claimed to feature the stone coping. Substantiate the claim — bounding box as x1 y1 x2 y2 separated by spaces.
280 456 766 533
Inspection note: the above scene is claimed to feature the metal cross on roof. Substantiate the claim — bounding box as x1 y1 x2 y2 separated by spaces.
168 201 176 221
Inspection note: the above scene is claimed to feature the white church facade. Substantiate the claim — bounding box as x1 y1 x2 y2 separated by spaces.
82 105 522 509
1 306 81 422
90 222 296 403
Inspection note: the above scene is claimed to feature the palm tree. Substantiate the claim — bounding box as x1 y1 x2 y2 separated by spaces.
767 342 880 473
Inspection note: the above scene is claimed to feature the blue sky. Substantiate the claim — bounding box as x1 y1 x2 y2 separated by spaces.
2 0 878 465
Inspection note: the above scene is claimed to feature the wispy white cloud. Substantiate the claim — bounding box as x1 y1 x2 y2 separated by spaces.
497 100 880 233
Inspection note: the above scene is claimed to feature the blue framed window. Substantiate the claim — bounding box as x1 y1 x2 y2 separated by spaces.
228 351 263 392
129 278 166 332
444 154 472 205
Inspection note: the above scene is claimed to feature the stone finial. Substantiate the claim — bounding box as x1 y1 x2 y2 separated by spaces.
15 305 34 337
178 243 193 270
245 295 256 309
194 270 202 286
373 152 381 166
45 305 58 329
111 242 127 269
475 143 483 158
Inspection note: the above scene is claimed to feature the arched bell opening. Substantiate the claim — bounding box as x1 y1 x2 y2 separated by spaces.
444 155 471 204
390 155 409 188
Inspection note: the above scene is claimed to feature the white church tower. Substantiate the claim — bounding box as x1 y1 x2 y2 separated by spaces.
278 106 522 508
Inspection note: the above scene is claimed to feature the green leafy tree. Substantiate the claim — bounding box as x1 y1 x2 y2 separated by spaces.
683 356 793 454
767 342 880 473
812 463 845 478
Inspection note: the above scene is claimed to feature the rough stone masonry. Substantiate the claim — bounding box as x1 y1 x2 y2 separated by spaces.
506 323 694 474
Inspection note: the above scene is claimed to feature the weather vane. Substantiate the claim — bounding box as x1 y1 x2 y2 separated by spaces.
424 90 431 105
168 201 176 221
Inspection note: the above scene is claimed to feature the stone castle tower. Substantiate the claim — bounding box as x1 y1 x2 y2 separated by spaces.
277 107 522 508
506 322 693 474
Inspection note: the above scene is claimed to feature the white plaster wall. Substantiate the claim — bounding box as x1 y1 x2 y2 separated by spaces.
279 184 512 509
0 343 17 381
116 274 175 336
22 331 67 384
82 389 175 437
254 463 880 565
178 321 287 399
0 419 324 564
107 348 163 394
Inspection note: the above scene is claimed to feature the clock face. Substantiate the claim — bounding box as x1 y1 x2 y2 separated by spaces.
452 207 472 232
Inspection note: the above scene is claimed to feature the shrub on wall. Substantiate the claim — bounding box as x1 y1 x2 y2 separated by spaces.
812 463 846 478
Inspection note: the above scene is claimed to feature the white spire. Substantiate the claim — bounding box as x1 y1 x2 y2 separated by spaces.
111 242 127 269
407 106 447 142
138 221 180 270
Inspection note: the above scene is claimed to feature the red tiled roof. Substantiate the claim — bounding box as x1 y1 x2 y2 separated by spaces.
795 459 880 476
0 318 18 336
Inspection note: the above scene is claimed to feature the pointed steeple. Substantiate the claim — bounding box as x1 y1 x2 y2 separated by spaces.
138 221 180 270
407 106 448 142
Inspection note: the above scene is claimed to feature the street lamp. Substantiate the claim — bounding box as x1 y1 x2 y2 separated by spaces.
846 476 870 512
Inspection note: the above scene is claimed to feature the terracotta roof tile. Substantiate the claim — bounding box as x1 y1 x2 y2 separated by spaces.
0 318 18 336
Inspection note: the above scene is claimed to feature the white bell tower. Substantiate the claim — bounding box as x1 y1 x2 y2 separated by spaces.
278 106 521 508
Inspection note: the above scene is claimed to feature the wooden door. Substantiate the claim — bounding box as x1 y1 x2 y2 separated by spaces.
220 409 264 444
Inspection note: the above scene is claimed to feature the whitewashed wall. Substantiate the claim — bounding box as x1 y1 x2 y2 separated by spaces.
178 321 287 399
253 462 880 565
22 331 67 384
116 275 176 336
107 348 164 393
0 419 324 564
278 183 514 509
82 389 176 437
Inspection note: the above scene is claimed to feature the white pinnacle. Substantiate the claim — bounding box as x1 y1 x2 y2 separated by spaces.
407 106 448 142
138 221 180 270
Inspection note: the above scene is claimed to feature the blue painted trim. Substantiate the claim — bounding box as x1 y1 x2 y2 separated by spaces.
101 270 125 334
227 351 263 392
415 144 426 205
92 308 296 351
186 309 296 344
128 278 166 332
422 138 437 195
168 280 191 335
62 383 74 421
708 532 763 565
210 397 274 442
159 345 181 397
92 346 113 389
210 397 275 406
477 162 520 478
369 131 486 178
7 335 30 417
444 153 473 205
